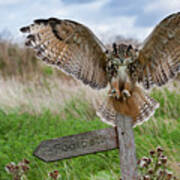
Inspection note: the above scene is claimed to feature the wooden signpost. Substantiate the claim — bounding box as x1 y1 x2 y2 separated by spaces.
34 115 138 179
34 127 117 162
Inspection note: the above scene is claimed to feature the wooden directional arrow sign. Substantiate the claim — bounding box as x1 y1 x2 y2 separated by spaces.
34 115 138 179
34 127 118 162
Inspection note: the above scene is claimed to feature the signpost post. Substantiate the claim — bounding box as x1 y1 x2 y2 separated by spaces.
34 115 138 179
116 114 138 180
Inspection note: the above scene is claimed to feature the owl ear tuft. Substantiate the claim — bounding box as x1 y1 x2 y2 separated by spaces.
112 43 117 55
127 44 133 52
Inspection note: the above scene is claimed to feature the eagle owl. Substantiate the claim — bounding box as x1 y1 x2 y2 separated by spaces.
20 12 180 127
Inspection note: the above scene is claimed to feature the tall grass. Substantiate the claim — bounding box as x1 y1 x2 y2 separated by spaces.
0 39 73 82
0 40 38 79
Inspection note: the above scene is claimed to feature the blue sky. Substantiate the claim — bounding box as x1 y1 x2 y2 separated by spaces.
0 0 180 43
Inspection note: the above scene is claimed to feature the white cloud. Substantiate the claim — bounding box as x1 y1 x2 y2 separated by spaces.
0 0 155 43
52 0 110 18
46 0 151 42
88 16 153 42
145 0 180 13
0 0 25 5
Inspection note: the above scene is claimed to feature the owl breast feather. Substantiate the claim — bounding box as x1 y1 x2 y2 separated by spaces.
117 65 129 82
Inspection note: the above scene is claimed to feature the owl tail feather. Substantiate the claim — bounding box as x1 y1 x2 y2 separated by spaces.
96 86 159 127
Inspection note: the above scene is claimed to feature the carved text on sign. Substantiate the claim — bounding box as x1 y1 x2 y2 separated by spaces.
53 135 105 152
34 128 117 162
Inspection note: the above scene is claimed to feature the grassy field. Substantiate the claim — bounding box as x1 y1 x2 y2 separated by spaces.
0 89 180 180
0 40 179 179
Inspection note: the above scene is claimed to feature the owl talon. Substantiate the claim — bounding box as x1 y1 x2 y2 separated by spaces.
115 94 120 99
111 89 116 94
122 89 131 100
109 88 120 99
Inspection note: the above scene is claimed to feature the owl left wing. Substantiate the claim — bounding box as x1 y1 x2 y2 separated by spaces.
20 18 108 89
129 12 180 89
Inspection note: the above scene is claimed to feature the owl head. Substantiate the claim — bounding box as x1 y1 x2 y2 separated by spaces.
110 43 137 65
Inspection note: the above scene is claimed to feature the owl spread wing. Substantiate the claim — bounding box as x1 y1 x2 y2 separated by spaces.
20 18 108 89
129 12 180 89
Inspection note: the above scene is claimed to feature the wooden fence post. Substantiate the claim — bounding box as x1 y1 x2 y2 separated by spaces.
34 114 139 179
116 114 138 180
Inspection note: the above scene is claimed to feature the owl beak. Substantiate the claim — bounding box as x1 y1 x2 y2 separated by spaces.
120 58 124 64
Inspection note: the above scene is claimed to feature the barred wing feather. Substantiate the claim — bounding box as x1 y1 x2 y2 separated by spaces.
20 18 108 89
130 12 180 89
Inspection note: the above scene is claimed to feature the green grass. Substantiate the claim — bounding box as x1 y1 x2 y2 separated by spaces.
0 90 180 180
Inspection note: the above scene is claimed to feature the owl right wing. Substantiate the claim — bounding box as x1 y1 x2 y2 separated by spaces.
20 18 108 89
129 12 180 89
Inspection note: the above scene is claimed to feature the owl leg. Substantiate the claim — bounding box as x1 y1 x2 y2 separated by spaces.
121 82 132 101
109 78 132 100
109 88 131 100
109 79 121 99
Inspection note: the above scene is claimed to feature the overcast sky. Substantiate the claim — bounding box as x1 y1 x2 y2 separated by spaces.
0 0 180 43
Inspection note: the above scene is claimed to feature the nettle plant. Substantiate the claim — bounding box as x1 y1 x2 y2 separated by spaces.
5 159 61 180
137 147 177 180
5 146 177 180
5 159 30 180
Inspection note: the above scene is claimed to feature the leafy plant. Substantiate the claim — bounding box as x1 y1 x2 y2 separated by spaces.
5 159 30 180
137 147 177 180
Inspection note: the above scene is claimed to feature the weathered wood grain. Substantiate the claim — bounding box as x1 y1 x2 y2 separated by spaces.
34 127 118 162
116 114 138 180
